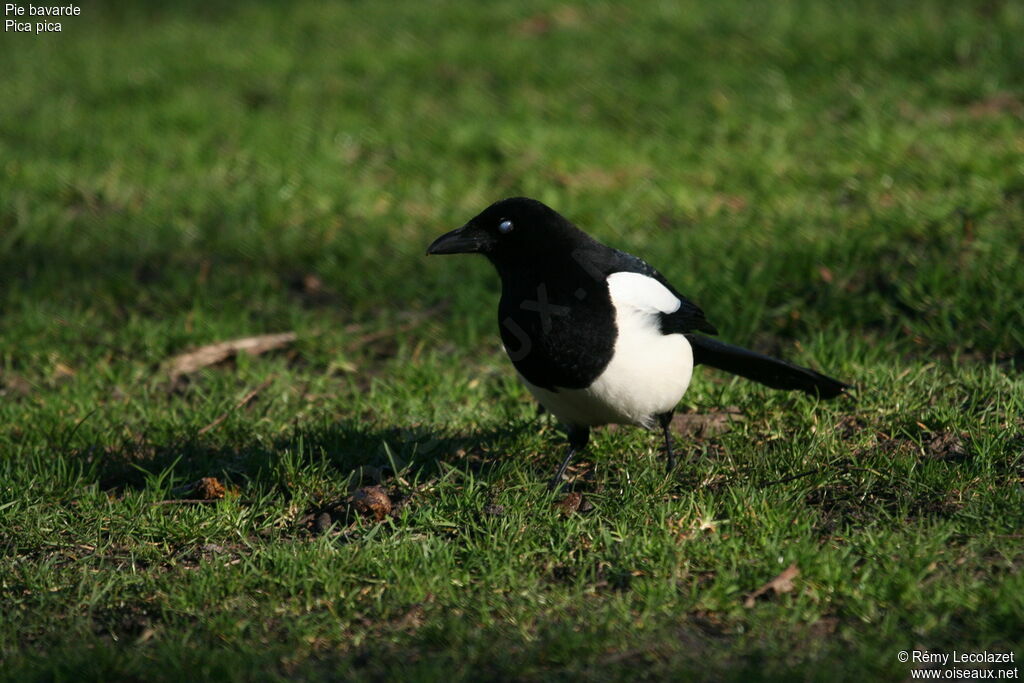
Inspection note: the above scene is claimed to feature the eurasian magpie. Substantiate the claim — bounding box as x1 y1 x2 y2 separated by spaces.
427 197 848 489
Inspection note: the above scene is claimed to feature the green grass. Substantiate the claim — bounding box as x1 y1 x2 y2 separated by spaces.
2 0 1023 680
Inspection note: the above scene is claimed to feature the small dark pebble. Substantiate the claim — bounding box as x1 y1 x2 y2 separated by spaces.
555 492 583 515
553 492 595 515
314 512 333 534
352 485 392 520
926 431 970 462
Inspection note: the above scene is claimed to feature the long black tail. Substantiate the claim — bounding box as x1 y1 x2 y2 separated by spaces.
686 335 849 399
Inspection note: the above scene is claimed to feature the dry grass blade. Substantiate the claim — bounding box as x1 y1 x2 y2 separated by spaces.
744 563 800 608
341 306 446 353
0 371 34 398
197 378 275 435
166 332 297 380
671 408 745 438
152 499 220 506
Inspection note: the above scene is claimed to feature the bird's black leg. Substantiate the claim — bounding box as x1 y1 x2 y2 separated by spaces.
657 411 676 473
548 425 590 491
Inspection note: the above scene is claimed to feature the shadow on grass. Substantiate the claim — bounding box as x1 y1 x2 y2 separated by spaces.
63 417 536 497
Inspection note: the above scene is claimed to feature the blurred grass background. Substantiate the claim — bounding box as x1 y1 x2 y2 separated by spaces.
4 0 1022 356
1 1 1023 680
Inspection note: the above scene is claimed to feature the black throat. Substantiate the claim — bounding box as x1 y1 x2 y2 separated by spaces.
491 245 617 391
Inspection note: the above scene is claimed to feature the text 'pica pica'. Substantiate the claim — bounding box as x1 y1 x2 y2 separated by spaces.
428 197 849 489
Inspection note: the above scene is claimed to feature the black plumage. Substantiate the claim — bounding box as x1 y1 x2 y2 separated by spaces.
428 197 849 488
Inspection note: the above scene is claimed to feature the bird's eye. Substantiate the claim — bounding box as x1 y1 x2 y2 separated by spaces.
498 219 514 234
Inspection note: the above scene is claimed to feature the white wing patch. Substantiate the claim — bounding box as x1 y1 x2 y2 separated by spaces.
606 272 681 314
517 270 694 429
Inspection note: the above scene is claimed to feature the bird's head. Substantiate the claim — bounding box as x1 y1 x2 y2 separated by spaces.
427 197 584 267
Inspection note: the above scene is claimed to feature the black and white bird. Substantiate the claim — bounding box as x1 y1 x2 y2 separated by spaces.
427 197 848 489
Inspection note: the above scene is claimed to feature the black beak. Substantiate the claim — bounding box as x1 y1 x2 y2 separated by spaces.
426 225 492 255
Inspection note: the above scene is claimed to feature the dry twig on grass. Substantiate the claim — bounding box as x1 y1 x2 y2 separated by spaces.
166 332 297 381
744 563 800 608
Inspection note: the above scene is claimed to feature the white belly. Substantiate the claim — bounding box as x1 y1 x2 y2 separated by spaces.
513 270 698 429
521 316 694 429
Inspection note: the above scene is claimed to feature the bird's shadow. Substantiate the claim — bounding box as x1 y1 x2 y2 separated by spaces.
67 418 535 497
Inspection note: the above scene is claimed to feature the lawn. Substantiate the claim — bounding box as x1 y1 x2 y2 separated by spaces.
1 1 1023 680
